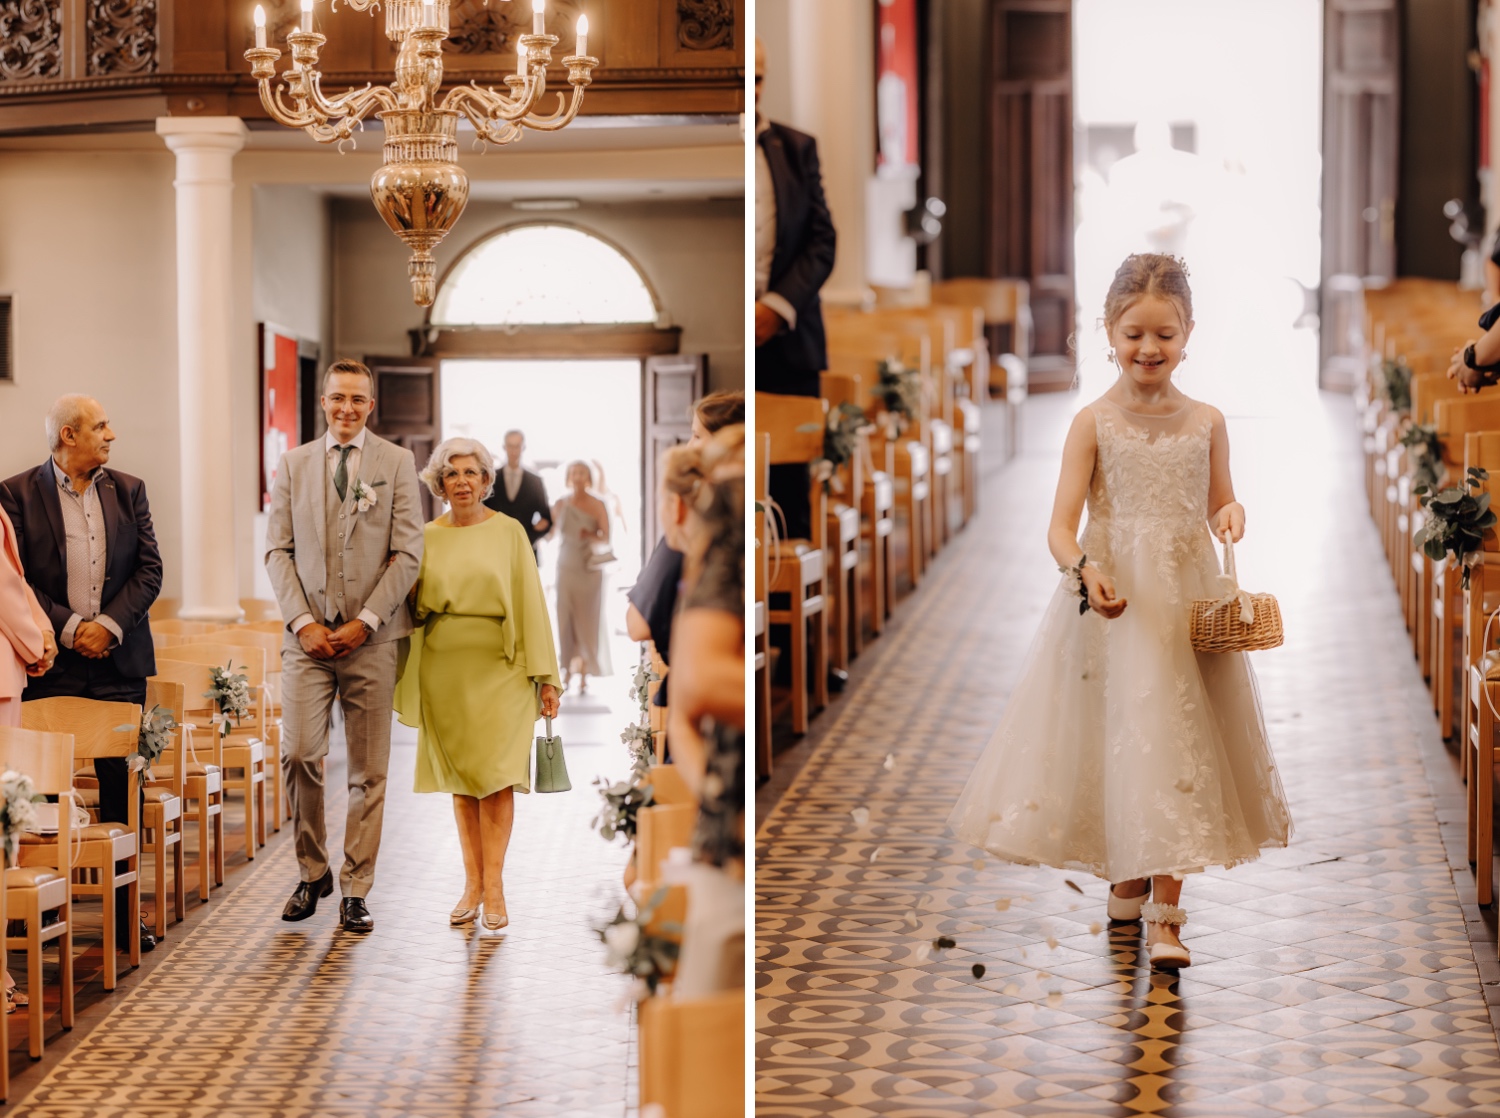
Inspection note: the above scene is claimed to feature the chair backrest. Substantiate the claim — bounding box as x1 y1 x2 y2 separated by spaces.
151 619 221 636
1412 372 1465 426
820 370 866 503
157 643 267 687
240 619 288 635
238 599 281 622
147 598 181 621
0 726 75 796
153 632 190 650
186 628 282 672
1435 398 1500 466
144 678 189 795
148 659 218 718
755 393 825 467
21 697 141 832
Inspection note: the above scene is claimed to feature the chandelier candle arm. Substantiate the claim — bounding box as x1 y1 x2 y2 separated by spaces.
244 0 598 306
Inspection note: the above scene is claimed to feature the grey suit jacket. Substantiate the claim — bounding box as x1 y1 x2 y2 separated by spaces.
264 431 423 644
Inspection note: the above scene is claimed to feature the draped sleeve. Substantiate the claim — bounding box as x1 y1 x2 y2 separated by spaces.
506 515 562 691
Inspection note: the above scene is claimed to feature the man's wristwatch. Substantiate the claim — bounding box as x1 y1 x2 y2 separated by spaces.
359 620 374 635
1465 344 1500 386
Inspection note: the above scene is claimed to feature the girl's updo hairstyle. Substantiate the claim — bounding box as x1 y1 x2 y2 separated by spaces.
1103 253 1194 335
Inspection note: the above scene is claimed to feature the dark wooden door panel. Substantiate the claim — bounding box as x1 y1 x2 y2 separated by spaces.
1320 0 1399 389
986 0 1074 390
365 355 442 522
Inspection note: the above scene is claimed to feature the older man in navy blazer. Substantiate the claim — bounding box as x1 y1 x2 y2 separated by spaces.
754 37 837 540
0 393 162 954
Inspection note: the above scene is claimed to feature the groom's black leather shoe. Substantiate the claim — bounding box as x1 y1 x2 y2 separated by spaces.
281 870 334 921
339 896 374 933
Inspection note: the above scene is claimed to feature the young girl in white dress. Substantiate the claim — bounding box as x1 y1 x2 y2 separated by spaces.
949 254 1291 970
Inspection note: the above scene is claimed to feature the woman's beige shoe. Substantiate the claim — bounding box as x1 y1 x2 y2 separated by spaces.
1107 883 1148 922
478 904 509 935
449 904 479 927
1142 901 1190 969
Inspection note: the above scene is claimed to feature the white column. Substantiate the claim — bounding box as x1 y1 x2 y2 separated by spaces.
157 117 249 623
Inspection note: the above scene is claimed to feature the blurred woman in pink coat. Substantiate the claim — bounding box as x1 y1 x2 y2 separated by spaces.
0 503 54 727
0 502 55 1011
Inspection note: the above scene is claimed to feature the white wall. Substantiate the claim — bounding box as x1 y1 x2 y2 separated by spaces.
333 197 746 392
0 147 184 595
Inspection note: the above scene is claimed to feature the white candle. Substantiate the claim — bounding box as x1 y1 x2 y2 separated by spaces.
422 0 435 27
532 0 545 35
253 3 266 47
516 42 527 77
300 0 312 32
576 13 587 56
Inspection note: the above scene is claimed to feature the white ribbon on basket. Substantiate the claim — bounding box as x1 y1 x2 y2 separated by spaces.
1203 529 1255 627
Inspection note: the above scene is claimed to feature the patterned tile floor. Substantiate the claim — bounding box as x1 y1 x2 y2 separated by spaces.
6 689 642 1117
756 393 1500 1117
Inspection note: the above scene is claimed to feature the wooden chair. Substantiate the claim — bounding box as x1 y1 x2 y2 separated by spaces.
149 660 225 902
1463 431 1500 905
754 435 772 780
140 678 188 938
820 371 866 675
757 393 830 735
19 698 142 992
826 357 898 620
932 276 1032 398
150 619 222 636
0 725 75 1063
239 599 281 623
240 619 289 635
1431 397 1500 738
156 643 269 860
639 990 744 1118
147 598 180 622
184 629 286 829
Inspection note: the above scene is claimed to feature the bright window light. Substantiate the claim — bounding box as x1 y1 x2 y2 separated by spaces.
432 224 658 326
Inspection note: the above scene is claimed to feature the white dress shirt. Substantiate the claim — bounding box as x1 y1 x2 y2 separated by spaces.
755 114 798 331
50 460 123 650
289 427 383 637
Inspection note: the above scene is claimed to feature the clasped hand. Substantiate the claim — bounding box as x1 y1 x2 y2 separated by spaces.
25 629 58 677
298 620 370 660
1449 341 1491 394
73 619 114 659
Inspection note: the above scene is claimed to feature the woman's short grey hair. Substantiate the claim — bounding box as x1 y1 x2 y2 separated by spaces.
420 437 496 500
45 394 94 451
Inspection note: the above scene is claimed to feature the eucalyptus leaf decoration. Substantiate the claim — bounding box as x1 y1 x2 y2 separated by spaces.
1399 422 1445 493
1378 356 1413 414
593 646 661 844
597 886 683 999
1414 467 1498 589
0 770 37 864
115 704 178 779
204 662 251 740
876 358 921 427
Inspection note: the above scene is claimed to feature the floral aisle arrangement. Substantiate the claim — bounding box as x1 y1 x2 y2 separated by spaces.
1414 466 1498 588
206 662 251 740
591 649 660 844
117 704 179 779
875 357 920 436
1399 423 1445 493
806 401 870 494
597 886 682 1000
1377 356 1413 414
0 771 37 863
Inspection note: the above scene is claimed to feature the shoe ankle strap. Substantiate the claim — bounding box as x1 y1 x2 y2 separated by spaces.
1141 901 1187 926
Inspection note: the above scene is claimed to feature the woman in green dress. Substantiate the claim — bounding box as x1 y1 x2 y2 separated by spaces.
395 438 562 935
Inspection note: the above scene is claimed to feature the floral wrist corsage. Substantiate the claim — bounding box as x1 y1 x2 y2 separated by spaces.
1059 555 1091 615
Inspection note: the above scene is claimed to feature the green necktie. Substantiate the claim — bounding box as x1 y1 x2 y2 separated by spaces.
334 444 353 502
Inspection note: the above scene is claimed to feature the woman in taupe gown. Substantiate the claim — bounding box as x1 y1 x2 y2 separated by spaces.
550 461 614 694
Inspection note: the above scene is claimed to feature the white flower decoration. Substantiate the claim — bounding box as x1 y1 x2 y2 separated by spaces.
350 478 378 514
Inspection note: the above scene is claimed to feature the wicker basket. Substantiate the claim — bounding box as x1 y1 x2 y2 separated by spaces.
1189 533 1284 653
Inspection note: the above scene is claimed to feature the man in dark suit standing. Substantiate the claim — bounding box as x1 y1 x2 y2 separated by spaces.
0 393 161 954
483 429 551 560
754 36 837 541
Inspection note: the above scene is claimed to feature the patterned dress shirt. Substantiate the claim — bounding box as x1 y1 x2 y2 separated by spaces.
50 460 124 650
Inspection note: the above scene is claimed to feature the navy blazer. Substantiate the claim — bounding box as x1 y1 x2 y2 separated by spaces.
756 120 838 396
0 462 160 680
483 469 551 551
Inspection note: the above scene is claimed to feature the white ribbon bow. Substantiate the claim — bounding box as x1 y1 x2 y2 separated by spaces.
1205 530 1255 626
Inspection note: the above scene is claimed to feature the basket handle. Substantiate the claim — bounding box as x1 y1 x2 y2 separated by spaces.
1219 528 1238 588
1207 529 1255 626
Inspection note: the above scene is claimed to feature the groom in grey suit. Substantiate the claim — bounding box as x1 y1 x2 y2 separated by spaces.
265 359 424 933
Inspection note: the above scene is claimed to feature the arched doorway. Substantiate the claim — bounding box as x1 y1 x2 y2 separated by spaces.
365 221 705 690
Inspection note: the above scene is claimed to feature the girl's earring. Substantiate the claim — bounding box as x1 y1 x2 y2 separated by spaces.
1181 349 1189 363
1107 348 1118 366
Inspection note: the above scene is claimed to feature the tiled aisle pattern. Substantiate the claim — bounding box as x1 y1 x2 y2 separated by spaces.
9 696 639 1118
756 394 1500 1117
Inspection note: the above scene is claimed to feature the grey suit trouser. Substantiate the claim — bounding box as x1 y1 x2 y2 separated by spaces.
280 638 398 899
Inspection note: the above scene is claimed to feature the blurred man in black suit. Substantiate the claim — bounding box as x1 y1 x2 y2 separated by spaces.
483 429 551 561
0 394 161 953
754 36 837 541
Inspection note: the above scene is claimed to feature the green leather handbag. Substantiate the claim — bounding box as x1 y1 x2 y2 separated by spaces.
534 716 571 793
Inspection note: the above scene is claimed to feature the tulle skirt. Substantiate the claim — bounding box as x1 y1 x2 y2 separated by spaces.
948 528 1292 883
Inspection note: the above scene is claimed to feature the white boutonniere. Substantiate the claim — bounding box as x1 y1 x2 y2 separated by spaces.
350 478 379 514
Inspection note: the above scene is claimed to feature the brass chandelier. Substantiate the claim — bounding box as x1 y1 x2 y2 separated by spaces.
245 0 598 305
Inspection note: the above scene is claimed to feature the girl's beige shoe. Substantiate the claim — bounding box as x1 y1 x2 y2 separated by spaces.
1142 901 1190 969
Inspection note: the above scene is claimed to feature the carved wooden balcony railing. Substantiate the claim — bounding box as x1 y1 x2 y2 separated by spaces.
0 0 743 133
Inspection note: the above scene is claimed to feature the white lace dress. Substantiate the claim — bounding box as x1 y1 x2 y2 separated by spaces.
949 397 1292 882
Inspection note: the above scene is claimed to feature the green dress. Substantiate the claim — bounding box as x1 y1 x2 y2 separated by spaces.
394 512 562 797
